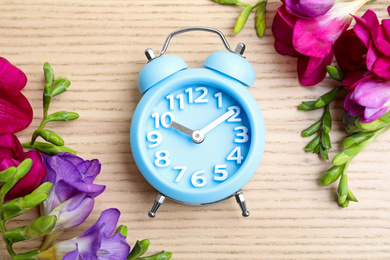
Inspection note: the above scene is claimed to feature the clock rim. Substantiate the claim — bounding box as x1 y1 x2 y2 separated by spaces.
130 68 266 204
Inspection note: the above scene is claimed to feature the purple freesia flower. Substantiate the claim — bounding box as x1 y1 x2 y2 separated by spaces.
344 77 390 123
40 152 105 250
272 0 369 86
39 208 131 260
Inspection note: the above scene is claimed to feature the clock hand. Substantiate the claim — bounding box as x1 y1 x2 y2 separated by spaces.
200 109 235 135
169 121 204 144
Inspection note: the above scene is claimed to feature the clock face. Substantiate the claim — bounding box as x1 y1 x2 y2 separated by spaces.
143 84 251 197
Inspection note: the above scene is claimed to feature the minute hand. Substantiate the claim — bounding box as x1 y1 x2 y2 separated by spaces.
200 109 235 135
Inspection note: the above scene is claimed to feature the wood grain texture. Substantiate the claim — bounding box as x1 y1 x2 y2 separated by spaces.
1 0 390 259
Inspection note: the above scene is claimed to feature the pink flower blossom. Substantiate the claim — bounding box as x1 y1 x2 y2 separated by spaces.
0 57 32 134
272 0 369 86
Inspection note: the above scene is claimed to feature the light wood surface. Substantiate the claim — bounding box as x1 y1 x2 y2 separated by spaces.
1 1 390 259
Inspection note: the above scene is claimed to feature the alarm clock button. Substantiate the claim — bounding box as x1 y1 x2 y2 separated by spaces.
137 54 188 94
203 51 255 88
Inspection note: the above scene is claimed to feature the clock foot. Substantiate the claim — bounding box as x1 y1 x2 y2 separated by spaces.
148 193 166 218
235 190 250 217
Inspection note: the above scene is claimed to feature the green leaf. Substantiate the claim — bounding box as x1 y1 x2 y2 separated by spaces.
46 111 79 122
255 2 266 37
342 132 374 148
0 166 17 185
12 249 40 260
32 129 64 146
128 239 150 260
3 226 29 243
301 120 321 137
304 135 320 152
24 215 57 238
298 101 318 111
326 65 345 82
234 5 253 34
321 131 331 150
43 62 54 84
212 0 238 4
140 251 172 260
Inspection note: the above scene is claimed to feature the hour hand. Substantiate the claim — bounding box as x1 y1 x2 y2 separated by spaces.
169 121 204 144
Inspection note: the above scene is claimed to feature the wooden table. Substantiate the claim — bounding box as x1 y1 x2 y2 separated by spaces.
1 1 389 259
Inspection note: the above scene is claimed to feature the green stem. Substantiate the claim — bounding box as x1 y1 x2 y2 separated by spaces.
251 0 267 8
236 0 249 7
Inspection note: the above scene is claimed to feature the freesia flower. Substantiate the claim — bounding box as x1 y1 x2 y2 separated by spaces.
344 77 390 123
0 57 33 134
40 152 105 249
335 6 390 89
272 0 369 86
38 208 131 260
0 133 46 201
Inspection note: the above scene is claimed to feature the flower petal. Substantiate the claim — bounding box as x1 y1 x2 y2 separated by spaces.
0 133 23 160
63 246 80 260
97 233 131 260
297 51 334 86
76 159 101 184
50 194 95 232
0 86 33 135
344 92 365 116
81 208 120 239
285 0 335 18
56 180 106 202
362 106 389 123
372 55 390 80
351 78 390 108
0 57 27 91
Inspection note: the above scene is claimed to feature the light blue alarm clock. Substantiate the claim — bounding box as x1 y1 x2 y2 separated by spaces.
131 27 265 218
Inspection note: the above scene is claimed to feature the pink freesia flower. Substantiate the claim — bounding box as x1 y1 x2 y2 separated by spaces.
344 77 390 123
272 0 369 86
0 133 47 201
0 57 33 134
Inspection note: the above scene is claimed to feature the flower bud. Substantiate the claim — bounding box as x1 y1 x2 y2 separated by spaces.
234 5 253 34
301 120 321 137
347 190 358 202
342 132 374 148
31 182 53 195
355 118 387 131
315 86 343 108
304 135 320 152
326 65 344 82
141 251 172 260
321 131 331 150
338 174 348 204
320 165 344 186
32 142 76 155
332 145 362 166
116 225 128 238
46 111 79 122
0 159 32 196
3 226 29 243
299 101 318 111
12 249 40 260
52 79 71 97
32 129 64 146
24 215 57 238
0 166 17 185
322 107 332 134
256 2 266 37
43 62 54 84
319 145 329 160
129 239 151 259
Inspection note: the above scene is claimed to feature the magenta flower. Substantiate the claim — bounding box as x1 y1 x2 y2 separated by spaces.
0 133 47 202
0 57 32 134
272 0 369 86
40 153 105 250
352 7 390 80
39 209 131 260
344 77 390 123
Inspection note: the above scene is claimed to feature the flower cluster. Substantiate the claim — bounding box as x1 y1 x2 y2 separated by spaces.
272 0 370 86
295 5 390 207
0 58 171 259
